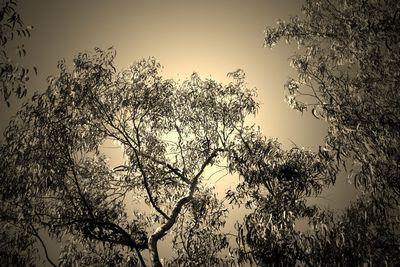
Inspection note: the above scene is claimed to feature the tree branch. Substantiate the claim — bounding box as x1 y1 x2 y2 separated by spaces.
148 148 223 267
133 148 171 221
83 220 148 250
29 224 57 267
134 247 147 267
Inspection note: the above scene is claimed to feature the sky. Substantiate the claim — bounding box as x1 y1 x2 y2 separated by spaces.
1 0 326 146
0 0 358 265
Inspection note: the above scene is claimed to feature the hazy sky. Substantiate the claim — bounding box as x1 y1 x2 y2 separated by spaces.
1 0 328 147
1 0 358 264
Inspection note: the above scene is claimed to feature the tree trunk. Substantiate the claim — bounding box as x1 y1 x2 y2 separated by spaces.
148 197 192 266
146 150 221 266
149 235 163 267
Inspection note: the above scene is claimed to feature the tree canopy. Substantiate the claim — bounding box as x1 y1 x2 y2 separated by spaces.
1 0 399 266
265 0 400 201
1 48 258 266
230 0 400 265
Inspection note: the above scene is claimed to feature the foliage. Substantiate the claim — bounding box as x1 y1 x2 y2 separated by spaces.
227 128 400 266
224 0 400 265
2 0 399 265
59 237 138 267
306 197 400 266
0 47 257 266
226 128 331 265
0 0 34 106
265 0 400 201
0 222 39 267
167 187 233 266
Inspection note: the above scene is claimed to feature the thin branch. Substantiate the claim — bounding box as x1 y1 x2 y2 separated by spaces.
133 148 170 220
175 123 187 176
190 148 225 191
64 146 96 221
29 224 57 267
134 247 147 267
83 219 148 250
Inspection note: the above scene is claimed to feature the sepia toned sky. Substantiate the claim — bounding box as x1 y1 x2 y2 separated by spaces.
1 0 358 264
2 0 326 147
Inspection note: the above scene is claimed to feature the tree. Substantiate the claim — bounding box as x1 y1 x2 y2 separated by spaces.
227 129 400 265
2 1 399 265
227 0 400 265
264 0 400 201
0 0 34 106
0 47 257 266
226 128 333 265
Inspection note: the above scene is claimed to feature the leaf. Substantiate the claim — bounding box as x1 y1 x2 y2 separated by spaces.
312 107 319 119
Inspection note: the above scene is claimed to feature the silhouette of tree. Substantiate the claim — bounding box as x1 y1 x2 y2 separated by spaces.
0 0 34 106
264 0 400 201
228 129 399 265
0 47 257 266
1 0 399 265
229 0 400 265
